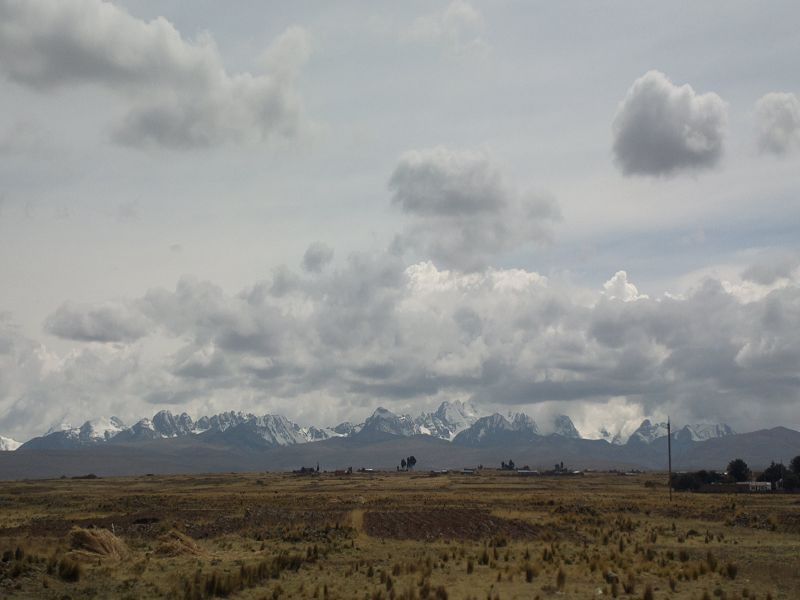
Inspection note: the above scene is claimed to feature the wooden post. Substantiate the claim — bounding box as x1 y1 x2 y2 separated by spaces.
667 417 672 503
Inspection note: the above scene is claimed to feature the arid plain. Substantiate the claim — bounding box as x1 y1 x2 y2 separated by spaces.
0 471 798 599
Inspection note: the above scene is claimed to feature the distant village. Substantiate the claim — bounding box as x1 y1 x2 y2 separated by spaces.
291 454 800 494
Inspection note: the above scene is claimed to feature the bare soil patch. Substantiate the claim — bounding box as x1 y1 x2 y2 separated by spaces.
363 508 542 540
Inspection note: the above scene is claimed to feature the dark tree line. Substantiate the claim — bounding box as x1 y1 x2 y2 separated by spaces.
671 456 800 491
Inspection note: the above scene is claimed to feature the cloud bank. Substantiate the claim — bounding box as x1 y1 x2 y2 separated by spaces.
0 0 310 148
2 256 799 440
612 71 727 176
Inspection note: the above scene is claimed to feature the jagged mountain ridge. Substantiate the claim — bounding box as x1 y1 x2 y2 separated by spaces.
15 403 734 452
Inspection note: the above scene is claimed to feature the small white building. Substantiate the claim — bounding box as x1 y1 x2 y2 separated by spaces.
736 481 772 492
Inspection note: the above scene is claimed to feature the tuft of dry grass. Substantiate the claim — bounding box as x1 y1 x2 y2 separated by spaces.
155 530 204 556
68 526 128 560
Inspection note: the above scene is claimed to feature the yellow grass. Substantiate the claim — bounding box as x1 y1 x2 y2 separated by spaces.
0 471 797 598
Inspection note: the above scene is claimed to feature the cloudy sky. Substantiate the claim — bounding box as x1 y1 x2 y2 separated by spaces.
1 0 799 441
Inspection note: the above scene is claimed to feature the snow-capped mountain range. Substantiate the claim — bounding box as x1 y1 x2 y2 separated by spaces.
7 400 735 452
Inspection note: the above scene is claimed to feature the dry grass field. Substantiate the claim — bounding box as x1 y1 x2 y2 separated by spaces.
0 471 798 599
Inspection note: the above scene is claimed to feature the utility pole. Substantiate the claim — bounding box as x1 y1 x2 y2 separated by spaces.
667 417 672 503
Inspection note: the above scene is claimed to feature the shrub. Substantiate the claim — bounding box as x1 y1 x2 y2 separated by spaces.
58 556 82 582
725 562 738 580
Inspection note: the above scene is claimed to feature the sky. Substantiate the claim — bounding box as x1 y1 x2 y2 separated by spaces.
0 0 799 442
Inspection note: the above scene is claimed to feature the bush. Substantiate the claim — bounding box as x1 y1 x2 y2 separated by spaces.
672 470 725 491
783 472 799 492
58 556 82 582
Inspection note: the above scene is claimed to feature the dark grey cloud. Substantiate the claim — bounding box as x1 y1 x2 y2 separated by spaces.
44 301 150 343
612 71 727 176
755 92 800 155
389 147 560 271
0 1 310 149
302 242 334 273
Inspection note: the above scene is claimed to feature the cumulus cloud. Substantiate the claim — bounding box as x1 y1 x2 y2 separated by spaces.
0 0 310 149
388 147 560 271
302 242 334 273
612 71 727 176
8 257 797 439
755 92 800 155
44 301 150 343
602 271 648 302
405 0 489 56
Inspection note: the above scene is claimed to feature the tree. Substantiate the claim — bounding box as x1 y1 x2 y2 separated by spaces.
726 458 750 482
758 461 786 484
401 458 407 470
790 455 800 476
406 456 417 470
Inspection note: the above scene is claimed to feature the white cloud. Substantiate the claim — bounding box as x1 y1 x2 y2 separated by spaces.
0 0 310 149
405 0 489 56
755 92 800 155
389 146 560 271
602 271 648 302
612 70 727 176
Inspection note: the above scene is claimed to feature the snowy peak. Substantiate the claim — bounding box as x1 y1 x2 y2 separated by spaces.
627 419 669 445
625 419 735 445
0 435 21 451
551 415 581 438
416 400 479 440
46 423 74 435
434 400 479 424
79 416 127 442
328 421 360 437
456 413 512 443
358 407 419 437
509 412 539 434
595 426 626 446
195 411 253 433
245 414 310 446
673 423 736 443
152 410 194 438
303 426 332 442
